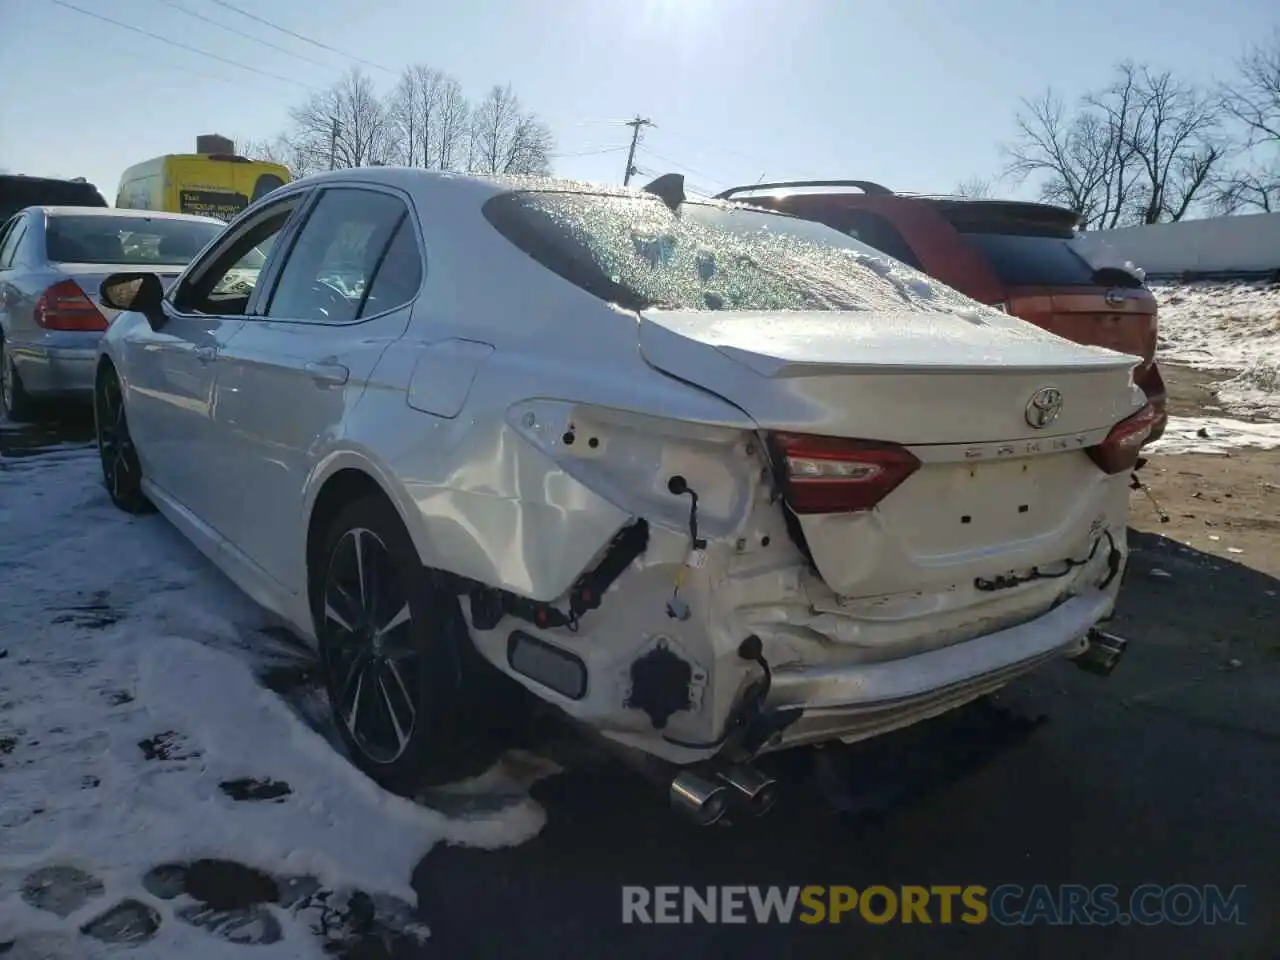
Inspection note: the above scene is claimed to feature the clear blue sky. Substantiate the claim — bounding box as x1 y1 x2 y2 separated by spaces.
1 0 1274 201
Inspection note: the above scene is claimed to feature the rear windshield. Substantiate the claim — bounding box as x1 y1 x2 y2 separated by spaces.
483 190 978 313
958 232 1099 287
0 177 107 221
46 214 223 265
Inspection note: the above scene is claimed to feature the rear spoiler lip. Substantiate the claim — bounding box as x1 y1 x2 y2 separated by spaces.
714 179 894 200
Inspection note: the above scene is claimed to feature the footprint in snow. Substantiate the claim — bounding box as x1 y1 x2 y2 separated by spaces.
12 859 428 954
137 730 201 762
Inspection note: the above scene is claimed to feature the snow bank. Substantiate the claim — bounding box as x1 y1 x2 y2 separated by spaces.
0 445 554 957
1146 416 1280 455
1152 280 1280 419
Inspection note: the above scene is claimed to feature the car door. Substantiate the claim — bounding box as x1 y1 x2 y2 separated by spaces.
212 184 423 593
121 192 308 524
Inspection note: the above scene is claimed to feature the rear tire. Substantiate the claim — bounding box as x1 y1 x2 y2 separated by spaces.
94 363 153 514
0 332 38 423
313 495 500 792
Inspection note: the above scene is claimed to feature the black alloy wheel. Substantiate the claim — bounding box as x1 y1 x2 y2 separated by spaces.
94 364 152 513
315 496 502 791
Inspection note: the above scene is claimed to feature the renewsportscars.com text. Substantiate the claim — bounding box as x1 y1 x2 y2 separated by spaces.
621 884 1247 926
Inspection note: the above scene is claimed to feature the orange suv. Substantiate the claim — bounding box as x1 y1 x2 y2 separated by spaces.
714 180 1167 444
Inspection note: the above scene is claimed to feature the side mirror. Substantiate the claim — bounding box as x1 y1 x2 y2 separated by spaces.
100 272 166 328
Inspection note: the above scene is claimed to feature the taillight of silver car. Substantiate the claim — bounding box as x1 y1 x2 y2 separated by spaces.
1086 404 1159 475
34 280 109 332
768 432 922 514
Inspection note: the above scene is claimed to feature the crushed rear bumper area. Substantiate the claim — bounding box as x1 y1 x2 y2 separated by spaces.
746 588 1112 752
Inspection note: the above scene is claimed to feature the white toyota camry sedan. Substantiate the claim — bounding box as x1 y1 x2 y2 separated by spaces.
94 168 1154 823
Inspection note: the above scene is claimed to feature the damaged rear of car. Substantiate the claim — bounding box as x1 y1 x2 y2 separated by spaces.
432 181 1149 821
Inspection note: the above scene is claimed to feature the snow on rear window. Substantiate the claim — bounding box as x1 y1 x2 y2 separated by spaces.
484 191 984 314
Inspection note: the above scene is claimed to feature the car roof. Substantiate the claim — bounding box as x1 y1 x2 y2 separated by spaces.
291 166 661 203
34 206 225 225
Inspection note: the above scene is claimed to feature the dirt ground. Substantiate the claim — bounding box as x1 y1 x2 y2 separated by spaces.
1123 365 1279 667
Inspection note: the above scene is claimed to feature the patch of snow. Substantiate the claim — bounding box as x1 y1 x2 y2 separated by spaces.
1151 280 1280 419
1146 416 1280 455
0 444 554 957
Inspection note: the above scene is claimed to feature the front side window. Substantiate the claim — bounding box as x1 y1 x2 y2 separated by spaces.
45 214 224 266
265 188 416 323
483 191 976 314
172 201 298 316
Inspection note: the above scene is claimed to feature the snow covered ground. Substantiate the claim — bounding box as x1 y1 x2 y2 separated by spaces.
1152 279 1280 421
1147 415 1280 455
0 443 559 958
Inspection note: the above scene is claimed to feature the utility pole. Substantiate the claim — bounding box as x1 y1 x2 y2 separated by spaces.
622 116 653 186
329 117 342 170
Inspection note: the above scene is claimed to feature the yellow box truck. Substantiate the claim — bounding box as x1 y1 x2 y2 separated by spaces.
116 134 291 222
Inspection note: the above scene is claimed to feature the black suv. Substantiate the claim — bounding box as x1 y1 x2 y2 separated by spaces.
1 174 108 221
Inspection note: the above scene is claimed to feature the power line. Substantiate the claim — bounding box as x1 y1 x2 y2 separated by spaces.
552 145 629 159
205 0 395 74
635 146 728 189
654 126 826 183
4 17 268 92
47 0 316 89
151 0 345 71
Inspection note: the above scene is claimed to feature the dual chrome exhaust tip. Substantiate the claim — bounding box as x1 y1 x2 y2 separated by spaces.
670 764 779 826
1075 628 1129 676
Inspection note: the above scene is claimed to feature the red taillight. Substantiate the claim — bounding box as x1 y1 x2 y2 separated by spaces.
35 280 108 331
1087 404 1158 474
768 432 921 514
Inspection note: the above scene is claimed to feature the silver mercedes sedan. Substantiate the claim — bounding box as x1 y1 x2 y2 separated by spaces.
94 168 1149 823
0 206 224 421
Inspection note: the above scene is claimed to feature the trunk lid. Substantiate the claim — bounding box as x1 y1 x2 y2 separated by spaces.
639 307 1144 599
638 308 1144 445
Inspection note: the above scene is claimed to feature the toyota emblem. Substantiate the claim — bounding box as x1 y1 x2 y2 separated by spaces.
1025 387 1064 429
1105 289 1126 306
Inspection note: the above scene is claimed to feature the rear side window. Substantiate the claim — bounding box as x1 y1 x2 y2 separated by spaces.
958 233 1097 287
360 219 422 314
266 188 417 323
46 215 223 265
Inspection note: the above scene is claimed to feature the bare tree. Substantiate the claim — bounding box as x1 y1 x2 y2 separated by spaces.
1125 67 1224 223
952 177 993 199
468 84 554 176
287 68 393 171
241 135 319 179
1004 63 1225 227
387 65 471 171
1216 30 1280 213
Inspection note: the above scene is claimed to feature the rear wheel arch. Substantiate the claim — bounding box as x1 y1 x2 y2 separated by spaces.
303 462 436 612
306 468 393 606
